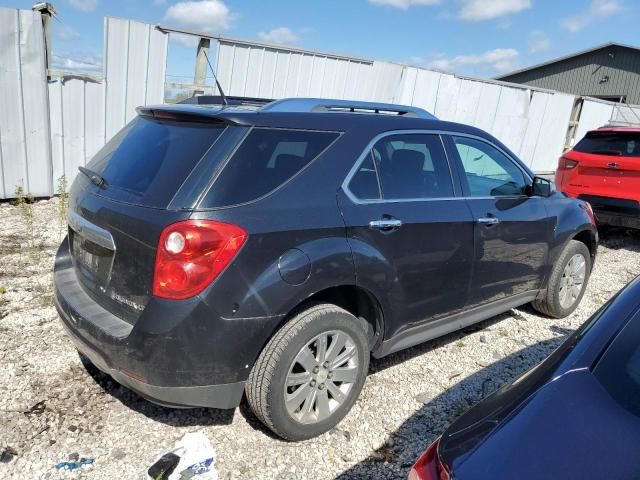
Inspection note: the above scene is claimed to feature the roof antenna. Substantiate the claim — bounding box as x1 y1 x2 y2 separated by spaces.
202 48 228 106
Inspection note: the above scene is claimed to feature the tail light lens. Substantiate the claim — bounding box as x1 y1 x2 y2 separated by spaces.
408 438 450 480
153 220 248 300
558 156 579 170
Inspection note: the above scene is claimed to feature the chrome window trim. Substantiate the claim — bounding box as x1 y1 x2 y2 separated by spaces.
342 129 533 205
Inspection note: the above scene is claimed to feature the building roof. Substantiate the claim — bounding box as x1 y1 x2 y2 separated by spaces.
496 42 640 80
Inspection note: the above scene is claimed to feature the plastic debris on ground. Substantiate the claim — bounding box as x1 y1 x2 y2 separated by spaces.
147 432 217 480
55 458 94 471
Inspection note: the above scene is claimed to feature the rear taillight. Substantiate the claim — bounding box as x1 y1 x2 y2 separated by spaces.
558 156 579 170
153 220 247 300
408 438 450 480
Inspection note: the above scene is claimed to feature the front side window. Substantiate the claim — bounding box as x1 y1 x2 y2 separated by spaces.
452 136 528 197
203 128 339 207
348 133 453 200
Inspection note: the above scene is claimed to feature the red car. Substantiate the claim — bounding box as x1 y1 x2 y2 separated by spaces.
556 126 640 229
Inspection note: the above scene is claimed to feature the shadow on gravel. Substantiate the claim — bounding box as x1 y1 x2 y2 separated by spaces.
337 335 569 479
598 227 640 251
79 354 235 427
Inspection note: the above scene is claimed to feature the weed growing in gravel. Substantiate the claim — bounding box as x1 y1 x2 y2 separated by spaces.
498 327 509 337
456 340 466 348
57 175 69 241
14 186 40 264
0 287 5 294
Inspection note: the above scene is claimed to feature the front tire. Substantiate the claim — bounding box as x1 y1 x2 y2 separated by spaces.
245 303 370 441
532 240 591 318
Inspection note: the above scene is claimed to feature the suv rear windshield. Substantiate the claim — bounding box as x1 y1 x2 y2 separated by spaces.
593 310 640 417
202 128 339 207
87 116 225 207
574 131 640 157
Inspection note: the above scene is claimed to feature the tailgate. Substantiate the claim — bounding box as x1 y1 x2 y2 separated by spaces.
568 130 640 199
67 186 191 324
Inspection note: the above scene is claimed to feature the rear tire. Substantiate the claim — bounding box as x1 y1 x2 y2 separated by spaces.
532 240 591 318
245 303 369 441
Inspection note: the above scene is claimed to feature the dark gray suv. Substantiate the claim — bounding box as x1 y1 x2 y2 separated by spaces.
54 98 598 440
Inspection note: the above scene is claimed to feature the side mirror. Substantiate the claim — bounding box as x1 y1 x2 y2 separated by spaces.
531 176 553 197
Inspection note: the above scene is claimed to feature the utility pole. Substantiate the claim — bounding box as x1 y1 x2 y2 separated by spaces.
194 37 210 96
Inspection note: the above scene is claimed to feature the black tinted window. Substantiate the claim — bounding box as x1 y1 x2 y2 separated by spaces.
574 132 640 157
349 152 381 200
371 134 453 200
453 136 527 197
203 128 339 207
88 116 224 207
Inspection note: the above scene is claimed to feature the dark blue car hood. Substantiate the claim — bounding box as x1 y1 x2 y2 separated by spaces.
454 369 640 480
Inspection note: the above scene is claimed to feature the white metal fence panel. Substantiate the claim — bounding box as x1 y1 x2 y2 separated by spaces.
215 41 403 102
48 77 106 184
518 91 550 168
574 99 615 146
529 93 575 172
0 8 51 198
395 65 575 171
3 11 639 199
104 17 168 140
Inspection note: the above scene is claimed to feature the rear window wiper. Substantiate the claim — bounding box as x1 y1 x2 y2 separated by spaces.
78 166 108 189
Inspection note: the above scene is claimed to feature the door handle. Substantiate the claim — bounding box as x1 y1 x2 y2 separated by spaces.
369 219 402 231
477 217 500 226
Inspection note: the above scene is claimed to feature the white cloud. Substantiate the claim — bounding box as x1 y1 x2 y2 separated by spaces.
51 53 103 73
67 0 98 12
561 0 621 32
428 48 520 74
164 0 233 33
528 30 551 54
54 25 80 41
368 0 440 9
458 0 531 21
257 27 299 45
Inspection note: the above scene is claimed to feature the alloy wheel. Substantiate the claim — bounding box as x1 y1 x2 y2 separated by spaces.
284 330 359 424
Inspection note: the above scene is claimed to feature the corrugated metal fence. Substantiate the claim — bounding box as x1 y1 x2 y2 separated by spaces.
0 7 637 199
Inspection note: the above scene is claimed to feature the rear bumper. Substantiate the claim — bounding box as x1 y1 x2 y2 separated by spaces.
577 195 640 229
56 305 245 409
53 239 281 409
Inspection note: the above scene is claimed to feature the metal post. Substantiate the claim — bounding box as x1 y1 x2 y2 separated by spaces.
32 2 57 75
194 37 210 95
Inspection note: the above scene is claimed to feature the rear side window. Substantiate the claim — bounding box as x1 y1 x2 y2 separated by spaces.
574 132 640 157
594 311 640 417
348 133 453 200
88 116 224 207
202 128 339 207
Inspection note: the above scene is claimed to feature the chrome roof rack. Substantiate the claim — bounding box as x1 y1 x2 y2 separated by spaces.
261 98 436 120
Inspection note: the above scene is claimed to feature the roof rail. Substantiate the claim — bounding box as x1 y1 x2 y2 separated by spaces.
261 98 437 120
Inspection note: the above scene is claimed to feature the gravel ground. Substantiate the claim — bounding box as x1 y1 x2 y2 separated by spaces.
1 197 639 480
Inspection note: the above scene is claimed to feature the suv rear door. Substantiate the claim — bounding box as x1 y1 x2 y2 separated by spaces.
337 132 474 340
444 134 553 308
